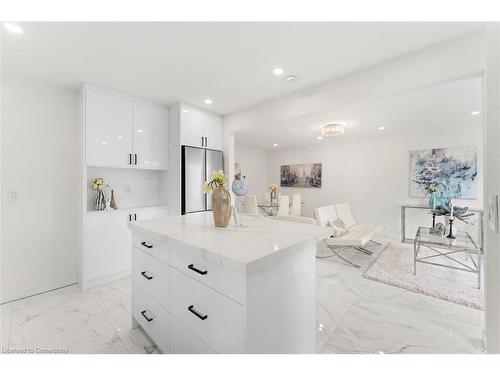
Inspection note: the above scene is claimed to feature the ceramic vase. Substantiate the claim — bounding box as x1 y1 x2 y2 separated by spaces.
212 185 232 228
94 189 106 211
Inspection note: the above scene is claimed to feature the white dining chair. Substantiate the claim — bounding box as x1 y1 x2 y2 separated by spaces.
243 195 259 216
262 192 271 203
276 195 290 218
290 194 301 216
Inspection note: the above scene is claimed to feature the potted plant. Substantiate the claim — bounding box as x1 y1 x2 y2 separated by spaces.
203 170 232 227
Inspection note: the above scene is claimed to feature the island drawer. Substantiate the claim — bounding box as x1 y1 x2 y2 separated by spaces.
132 247 170 311
170 268 245 354
133 284 170 353
170 317 216 354
169 246 246 304
132 232 169 265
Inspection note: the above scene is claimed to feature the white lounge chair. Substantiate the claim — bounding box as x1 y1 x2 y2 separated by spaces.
314 203 381 268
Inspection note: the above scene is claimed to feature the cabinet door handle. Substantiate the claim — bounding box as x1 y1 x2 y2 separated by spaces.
188 305 208 320
134 213 137 221
134 154 138 165
141 271 153 280
201 136 204 147
129 214 132 222
205 137 208 147
188 264 207 275
141 241 153 249
129 153 133 165
140 310 154 322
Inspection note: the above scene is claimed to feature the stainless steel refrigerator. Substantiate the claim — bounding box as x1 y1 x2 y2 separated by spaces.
181 146 224 215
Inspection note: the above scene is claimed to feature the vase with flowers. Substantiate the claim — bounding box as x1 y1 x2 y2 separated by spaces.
269 182 278 203
203 170 232 227
427 185 438 209
91 177 108 211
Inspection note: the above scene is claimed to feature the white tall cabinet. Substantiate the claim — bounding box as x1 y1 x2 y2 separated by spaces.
80 85 170 288
167 103 224 216
180 103 223 151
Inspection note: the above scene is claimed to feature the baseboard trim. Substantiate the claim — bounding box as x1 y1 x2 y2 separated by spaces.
81 269 131 290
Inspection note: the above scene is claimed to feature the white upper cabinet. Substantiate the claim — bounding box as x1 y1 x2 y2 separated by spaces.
133 102 169 170
86 88 133 168
180 104 205 148
180 104 223 151
204 112 224 151
84 87 169 170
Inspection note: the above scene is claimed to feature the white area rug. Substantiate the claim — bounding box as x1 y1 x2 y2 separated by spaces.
363 243 484 310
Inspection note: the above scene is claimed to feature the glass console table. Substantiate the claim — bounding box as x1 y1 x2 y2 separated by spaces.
414 226 482 289
401 205 484 251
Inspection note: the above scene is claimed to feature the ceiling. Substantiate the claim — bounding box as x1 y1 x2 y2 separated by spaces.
1 22 483 115
234 76 482 150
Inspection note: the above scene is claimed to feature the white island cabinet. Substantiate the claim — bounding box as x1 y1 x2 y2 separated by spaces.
128 212 330 354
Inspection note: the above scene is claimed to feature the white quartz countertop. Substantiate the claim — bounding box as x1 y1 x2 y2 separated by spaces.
129 212 331 273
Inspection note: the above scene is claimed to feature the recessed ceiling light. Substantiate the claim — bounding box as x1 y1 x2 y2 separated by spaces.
273 67 284 76
182 109 189 113
317 136 323 140
3 23 23 35
273 143 278 147
137 129 144 133
378 126 385 130
470 111 480 116
285 75 297 82
117 135 123 140
101 142 108 146
204 98 213 105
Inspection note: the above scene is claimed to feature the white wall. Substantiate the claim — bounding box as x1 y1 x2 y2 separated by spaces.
485 24 500 353
235 145 269 197
266 126 483 238
1 73 79 303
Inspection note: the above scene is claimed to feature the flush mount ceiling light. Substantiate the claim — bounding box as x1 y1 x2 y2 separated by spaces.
285 75 297 82
273 143 278 147
273 67 284 76
317 136 323 140
470 111 480 116
3 23 23 35
378 126 385 130
204 98 213 105
320 123 345 137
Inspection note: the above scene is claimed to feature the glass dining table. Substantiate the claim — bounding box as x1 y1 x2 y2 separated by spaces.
257 200 305 216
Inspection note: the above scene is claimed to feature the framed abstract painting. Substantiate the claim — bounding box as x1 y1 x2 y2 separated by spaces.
409 146 477 199
280 163 322 188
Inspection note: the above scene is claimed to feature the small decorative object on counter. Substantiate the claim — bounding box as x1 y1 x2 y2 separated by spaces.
203 170 232 228
91 177 107 211
231 176 248 226
269 182 278 202
109 189 117 209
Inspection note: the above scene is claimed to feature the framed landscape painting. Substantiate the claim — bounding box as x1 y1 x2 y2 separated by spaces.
280 163 322 188
409 146 477 199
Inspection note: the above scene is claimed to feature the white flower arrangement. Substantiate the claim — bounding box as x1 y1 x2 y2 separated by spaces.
91 177 107 190
202 170 227 193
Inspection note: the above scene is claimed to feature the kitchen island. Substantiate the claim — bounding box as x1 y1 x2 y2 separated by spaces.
128 212 331 354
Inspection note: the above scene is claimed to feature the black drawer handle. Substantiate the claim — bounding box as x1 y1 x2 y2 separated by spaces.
141 310 154 322
188 305 207 320
141 241 153 249
141 271 153 280
188 264 207 275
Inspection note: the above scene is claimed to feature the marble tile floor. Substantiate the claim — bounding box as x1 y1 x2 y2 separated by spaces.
0 239 485 354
